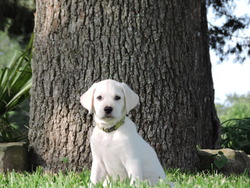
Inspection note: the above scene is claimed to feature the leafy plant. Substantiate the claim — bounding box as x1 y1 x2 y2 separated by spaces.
0 34 33 142
221 118 250 154
212 151 229 169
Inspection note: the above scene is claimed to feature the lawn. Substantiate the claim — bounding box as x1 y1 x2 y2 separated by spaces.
0 168 249 188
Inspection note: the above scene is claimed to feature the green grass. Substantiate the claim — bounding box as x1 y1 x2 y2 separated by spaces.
0 168 249 188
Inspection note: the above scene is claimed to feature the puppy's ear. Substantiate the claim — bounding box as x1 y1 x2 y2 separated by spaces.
80 83 97 114
120 83 139 113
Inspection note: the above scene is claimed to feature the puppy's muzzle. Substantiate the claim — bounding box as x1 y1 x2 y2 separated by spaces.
104 106 113 114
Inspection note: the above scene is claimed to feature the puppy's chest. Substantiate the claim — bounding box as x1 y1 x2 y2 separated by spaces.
91 133 123 153
91 132 128 176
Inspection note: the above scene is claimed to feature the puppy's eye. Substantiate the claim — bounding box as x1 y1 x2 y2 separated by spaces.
97 96 102 100
114 95 121 100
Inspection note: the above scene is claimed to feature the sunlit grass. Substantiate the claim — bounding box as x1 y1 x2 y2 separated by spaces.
0 168 249 188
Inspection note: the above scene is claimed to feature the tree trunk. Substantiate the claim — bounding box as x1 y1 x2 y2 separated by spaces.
29 0 220 171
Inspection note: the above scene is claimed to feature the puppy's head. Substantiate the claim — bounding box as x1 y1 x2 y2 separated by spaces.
80 79 139 124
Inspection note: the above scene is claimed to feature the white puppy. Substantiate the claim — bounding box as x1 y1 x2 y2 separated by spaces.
80 79 166 186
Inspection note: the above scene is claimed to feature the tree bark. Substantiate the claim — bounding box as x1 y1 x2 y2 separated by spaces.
29 0 220 171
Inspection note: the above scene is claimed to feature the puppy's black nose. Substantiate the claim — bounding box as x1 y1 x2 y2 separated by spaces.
104 106 113 114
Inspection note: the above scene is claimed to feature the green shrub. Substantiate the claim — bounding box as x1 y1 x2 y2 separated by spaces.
0 34 33 142
221 118 250 154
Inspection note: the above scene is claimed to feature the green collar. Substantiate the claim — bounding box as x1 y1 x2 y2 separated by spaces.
99 116 126 133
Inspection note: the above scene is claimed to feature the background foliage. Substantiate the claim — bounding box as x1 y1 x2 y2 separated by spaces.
0 0 35 44
0 35 32 142
0 31 21 66
216 93 250 123
208 0 250 63
216 93 250 154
